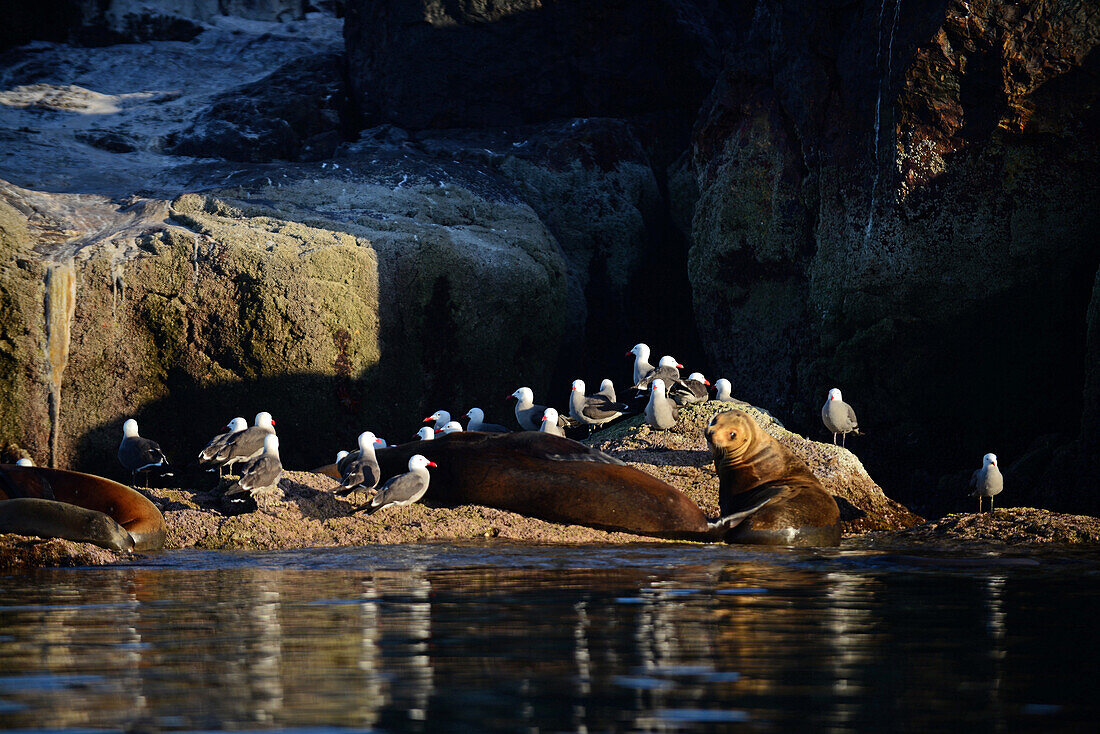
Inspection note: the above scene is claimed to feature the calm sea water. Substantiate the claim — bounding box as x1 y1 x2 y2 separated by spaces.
0 541 1098 733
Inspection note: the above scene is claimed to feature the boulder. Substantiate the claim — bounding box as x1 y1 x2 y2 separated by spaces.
680 0 1100 516
0 165 567 475
589 400 922 534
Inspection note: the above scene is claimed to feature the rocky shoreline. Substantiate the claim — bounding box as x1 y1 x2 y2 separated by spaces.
3 400 1096 569
1 1 1096 524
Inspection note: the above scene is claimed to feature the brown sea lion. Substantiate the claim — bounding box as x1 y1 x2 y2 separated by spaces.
374 431 741 540
0 498 135 552
0 465 167 551
705 410 841 546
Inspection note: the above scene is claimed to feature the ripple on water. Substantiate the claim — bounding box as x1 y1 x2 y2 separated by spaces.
0 542 1097 732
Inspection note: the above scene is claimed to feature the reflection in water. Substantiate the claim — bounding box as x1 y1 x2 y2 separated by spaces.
0 544 1098 732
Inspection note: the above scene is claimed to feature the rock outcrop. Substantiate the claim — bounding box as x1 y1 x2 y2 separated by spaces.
163 52 351 163
0 9 705 471
590 400 922 534
1 1 309 50
679 0 1100 516
0 170 567 474
1 0 1098 525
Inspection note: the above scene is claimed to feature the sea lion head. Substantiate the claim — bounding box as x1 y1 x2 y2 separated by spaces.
705 410 757 463
82 512 135 553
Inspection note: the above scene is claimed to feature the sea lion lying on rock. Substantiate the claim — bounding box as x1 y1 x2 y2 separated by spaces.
373 431 746 541
705 410 841 546
0 465 167 551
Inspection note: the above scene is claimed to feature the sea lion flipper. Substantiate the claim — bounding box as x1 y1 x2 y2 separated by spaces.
705 485 796 540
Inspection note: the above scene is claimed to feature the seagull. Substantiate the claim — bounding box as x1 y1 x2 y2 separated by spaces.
465 407 509 432
335 431 382 496
634 355 683 389
539 408 566 437
224 434 283 507
423 410 451 431
714 378 736 402
15 458 33 467
669 372 711 406
969 453 1004 513
597 378 617 404
437 421 464 435
198 417 248 476
353 454 436 515
509 387 550 431
569 379 628 432
821 388 860 446
213 411 275 474
118 419 172 486
416 427 435 441
644 378 679 430
627 343 654 386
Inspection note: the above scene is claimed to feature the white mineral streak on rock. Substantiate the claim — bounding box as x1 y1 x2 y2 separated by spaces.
43 260 77 467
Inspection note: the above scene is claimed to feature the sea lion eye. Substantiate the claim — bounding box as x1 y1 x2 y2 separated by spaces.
729 431 737 440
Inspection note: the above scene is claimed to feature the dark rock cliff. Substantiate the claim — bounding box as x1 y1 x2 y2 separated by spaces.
344 0 739 129
680 0 1099 515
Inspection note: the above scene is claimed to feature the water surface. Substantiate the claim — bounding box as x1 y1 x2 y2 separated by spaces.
1 541 1097 732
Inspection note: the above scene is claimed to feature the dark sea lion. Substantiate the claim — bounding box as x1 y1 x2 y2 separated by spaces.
705 410 841 546
0 465 167 551
0 498 135 552
374 432 736 540
312 463 343 480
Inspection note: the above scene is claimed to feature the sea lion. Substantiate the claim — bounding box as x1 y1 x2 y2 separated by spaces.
705 410 841 546
374 432 738 540
0 464 167 551
0 498 134 552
